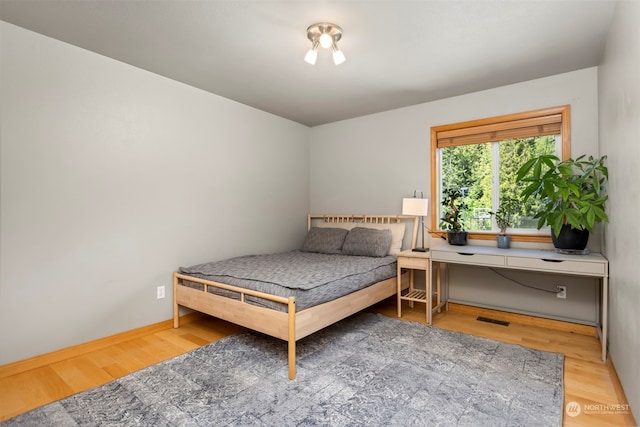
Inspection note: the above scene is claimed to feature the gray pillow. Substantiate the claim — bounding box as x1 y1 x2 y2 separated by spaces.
301 227 348 254
342 227 392 257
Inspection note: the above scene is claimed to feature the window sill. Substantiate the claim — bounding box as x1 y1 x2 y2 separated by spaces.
431 231 552 244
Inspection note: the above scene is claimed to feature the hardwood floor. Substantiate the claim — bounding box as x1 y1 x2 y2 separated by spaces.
0 298 636 426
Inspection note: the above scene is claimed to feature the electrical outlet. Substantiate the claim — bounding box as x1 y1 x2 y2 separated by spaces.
157 285 165 299
556 285 566 299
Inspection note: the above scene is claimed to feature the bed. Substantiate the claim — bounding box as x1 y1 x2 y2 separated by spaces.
173 214 419 379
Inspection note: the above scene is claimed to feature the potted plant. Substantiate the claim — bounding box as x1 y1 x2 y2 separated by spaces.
490 197 518 249
440 188 468 245
516 154 608 252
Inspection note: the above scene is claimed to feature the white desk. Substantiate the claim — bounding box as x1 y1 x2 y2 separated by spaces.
429 245 609 362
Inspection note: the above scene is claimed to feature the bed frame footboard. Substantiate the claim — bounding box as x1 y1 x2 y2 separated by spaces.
174 271 410 380
173 272 297 378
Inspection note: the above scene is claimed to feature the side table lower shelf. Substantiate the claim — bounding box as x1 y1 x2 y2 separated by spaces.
400 289 427 303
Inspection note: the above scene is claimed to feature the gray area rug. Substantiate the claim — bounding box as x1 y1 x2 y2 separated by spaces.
4 313 564 426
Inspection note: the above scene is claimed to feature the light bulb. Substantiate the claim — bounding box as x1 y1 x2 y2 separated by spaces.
319 33 333 49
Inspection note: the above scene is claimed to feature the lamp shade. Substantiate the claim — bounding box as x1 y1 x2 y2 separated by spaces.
402 198 429 216
331 44 346 65
304 41 319 65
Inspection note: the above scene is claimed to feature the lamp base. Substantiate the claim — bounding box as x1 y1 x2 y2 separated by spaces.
412 247 429 252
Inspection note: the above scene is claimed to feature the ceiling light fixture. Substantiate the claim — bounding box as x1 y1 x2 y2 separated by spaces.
304 22 345 65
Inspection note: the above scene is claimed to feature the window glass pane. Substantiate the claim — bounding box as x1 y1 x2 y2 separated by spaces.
439 135 557 232
441 142 492 231
499 136 557 229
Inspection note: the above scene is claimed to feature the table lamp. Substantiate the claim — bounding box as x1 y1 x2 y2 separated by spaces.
402 193 429 252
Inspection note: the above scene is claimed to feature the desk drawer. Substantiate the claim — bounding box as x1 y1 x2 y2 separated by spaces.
431 251 504 267
507 256 606 276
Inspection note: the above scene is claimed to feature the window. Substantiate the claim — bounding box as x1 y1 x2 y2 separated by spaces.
430 106 570 243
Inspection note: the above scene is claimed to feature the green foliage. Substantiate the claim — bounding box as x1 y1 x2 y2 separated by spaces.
516 154 608 237
499 137 556 223
441 143 490 230
440 136 557 231
440 188 467 231
490 196 518 235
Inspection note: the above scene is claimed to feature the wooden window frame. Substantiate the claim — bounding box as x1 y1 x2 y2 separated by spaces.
430 105 571 244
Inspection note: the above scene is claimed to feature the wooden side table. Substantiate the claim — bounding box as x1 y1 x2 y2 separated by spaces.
396 249 436 324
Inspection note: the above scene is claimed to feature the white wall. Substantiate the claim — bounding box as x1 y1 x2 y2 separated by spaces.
310 68 601 324
0 23 310 365
598 0 640 419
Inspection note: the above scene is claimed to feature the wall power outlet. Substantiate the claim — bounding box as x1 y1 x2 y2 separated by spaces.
157 285 166 299
556 285 566 299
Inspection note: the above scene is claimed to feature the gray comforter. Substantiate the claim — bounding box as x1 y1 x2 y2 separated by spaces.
179 251 397 311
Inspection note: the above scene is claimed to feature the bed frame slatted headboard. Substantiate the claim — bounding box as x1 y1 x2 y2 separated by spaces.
307 214 419 250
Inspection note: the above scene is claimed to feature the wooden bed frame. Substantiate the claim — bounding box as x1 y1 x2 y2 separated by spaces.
173 214 418 380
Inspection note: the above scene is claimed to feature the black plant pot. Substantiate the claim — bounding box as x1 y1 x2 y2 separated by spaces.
551 225 590 251
447 231 468 246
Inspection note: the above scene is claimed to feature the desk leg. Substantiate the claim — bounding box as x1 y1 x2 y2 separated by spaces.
428 258 433 325
442 263 449 311
446 262 449 311
602 276 608 363
397 264 402 318
426 262 431 325
435 262 441 313
432 261 448 314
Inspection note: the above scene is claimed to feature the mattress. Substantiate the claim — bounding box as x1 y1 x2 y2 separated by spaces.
179 250 397 312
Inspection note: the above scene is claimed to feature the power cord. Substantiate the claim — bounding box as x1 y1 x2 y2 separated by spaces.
489 267 561 294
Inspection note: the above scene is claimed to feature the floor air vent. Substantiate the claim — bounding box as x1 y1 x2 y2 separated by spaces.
476 316 510 327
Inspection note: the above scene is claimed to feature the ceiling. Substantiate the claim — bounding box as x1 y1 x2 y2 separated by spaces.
0 0 616 127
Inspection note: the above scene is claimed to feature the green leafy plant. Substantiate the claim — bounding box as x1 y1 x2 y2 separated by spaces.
490 197 518 235
515 154 608 237
440 188 467 232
